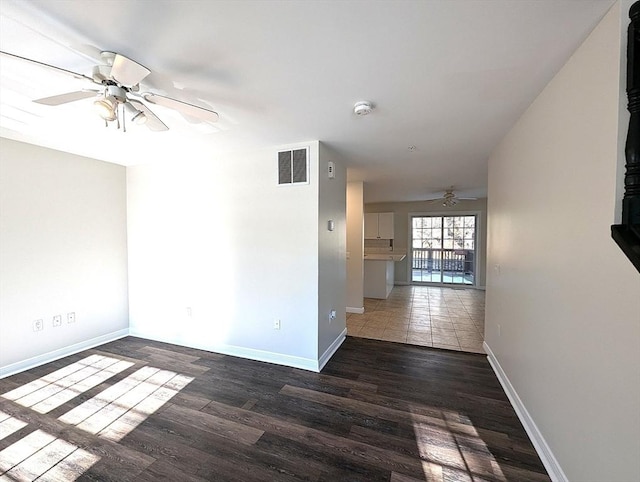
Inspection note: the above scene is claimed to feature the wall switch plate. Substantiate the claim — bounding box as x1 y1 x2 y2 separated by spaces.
33 319 43 332
53 315 62 327
186 307 192 317
329 310 337 321
67 312 76 323
274 319 281 330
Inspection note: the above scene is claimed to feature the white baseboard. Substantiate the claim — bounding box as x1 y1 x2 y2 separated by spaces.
346 306 365 314
1 325 344 378
0 329 130 379
394 281 410 286
484 342 568 482
128 330 334 373
318 328 347 371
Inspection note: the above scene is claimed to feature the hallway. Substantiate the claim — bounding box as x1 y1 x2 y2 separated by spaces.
346 286 485 353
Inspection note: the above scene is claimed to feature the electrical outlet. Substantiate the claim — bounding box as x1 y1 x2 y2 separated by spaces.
53 315 62 327
67 312 76 323
186 307 192 318
33 319 43 332
329 310 337 322
274 319 281 330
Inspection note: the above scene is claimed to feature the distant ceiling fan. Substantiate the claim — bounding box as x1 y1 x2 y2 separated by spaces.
427 187 478 207
0 50 219 132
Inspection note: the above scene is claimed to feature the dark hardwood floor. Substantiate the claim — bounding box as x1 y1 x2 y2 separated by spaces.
0 336 550 481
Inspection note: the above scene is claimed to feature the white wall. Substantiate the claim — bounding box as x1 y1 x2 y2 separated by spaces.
346 182 364 312
128 140 344 371
485 3 640 481
0 138 129 375
317 143 347 359
365 199 487 287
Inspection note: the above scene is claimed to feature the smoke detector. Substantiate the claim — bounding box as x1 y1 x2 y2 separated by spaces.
354 101 373 116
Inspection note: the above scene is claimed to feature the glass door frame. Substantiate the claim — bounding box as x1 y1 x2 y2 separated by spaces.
407 210 482 287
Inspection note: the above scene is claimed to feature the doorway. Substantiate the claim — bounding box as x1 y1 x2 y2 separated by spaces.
411 214 476 285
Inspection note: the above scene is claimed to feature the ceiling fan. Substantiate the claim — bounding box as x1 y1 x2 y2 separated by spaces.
0 50 219 132
427 187 478 207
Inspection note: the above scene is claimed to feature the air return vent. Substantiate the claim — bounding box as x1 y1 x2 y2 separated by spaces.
278 148 309 185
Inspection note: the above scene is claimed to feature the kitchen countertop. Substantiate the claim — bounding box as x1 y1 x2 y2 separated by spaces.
364 253 406 261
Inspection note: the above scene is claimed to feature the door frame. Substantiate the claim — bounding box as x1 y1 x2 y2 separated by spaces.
407 210 482 287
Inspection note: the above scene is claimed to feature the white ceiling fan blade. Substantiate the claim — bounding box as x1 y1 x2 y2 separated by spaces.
70 43 104 62
0 50 95 83
142 92 219 122
34 90 99 106
128 99 168 131
109 53 150 86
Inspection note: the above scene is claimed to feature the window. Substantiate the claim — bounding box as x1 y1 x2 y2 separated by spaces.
411 215 476 285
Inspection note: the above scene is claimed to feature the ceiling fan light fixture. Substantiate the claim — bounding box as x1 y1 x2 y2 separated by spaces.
93 96 116 121
125 102 147 125
132 110 147 125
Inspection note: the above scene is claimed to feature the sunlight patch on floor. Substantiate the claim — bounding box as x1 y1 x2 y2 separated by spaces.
0 428 100 481
411 410 506 481
0 355 194 480
0 410 28 441
59 366 193 441
2 355 134 414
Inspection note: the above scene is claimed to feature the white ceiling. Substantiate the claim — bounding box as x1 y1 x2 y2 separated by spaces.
0 0 614 203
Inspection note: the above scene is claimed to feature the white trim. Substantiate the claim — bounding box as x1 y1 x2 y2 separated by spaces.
128 330 325 372
346 306 365 314
0 329 130 379
484 342 568 482
394 281 410 286
318 328 347 371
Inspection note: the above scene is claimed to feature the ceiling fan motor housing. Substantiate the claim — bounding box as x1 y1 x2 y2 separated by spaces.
105 85 127 103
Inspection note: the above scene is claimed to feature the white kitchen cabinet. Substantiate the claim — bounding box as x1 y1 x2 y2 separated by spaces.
377 213 394 239
364 212 394 239
364 213 379 239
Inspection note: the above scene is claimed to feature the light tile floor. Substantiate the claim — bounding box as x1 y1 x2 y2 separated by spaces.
346 285 485 354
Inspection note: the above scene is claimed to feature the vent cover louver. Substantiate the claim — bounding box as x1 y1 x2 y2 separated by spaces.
278 148 308 185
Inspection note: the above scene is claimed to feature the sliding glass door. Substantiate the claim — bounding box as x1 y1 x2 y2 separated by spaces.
411 215 476 285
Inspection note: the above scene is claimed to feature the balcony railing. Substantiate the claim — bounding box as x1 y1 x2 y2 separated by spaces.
412 248 474 284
